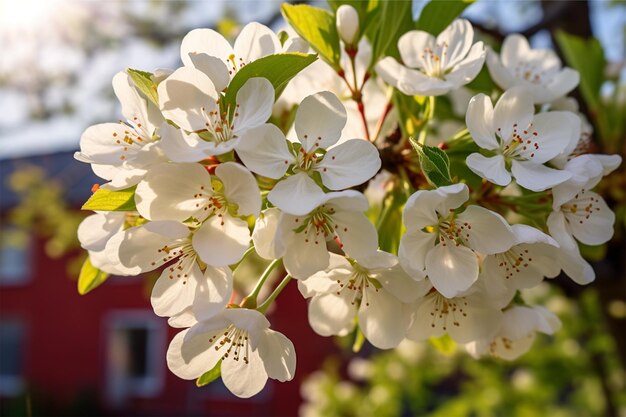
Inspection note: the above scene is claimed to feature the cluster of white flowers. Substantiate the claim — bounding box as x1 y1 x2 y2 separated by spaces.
76 6 621 399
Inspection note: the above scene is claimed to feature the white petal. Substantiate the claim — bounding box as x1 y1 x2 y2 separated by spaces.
151 260 202 318
316 139 381 190
397 30 434 69
486 49 515 90
493 86 534 142
168 308 198 328
181 28 234 67
193 215 250 267
308 293 356 337
115 221 190 273
542 67 579 104
221 349 268 398
268 172 326 216
511 160 571 192
233 77 275 133
323 190 370 213
135 162 212 221
359 289 405 349
402 189 445 230
519 111 579 164
78 212 125 251
501 34 531 68
112 72 157 135
236 124 294 179
547 211 595 285
252 208 285 260
78 123 133 166
406 296 444 340
167 322 226 380
425 244 478 298
445 42 486 87
222 308 270 335
158 67 218 132
446 296 503 343
332 211 378 259
215 162 261 217
434 183 469 215
187 53 230 92
256 329 296 382
192 266 233 321
566 191 614 245
466 153 511 186
295 91 347 152
436 19 473 70
282 222 330 279
375 264 431 303
299 256 351 297
158 123 215 162
457 205 516 254
465 93 498 150
234 22 281 63
398 231 435 279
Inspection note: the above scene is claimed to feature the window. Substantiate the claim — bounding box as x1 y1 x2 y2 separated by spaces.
0 229 32 286
0 320 25 396
104 311 166 406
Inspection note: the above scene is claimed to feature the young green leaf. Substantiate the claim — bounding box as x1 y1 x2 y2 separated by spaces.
429 334 457 355
78 257 109 295
416 0 474 36
221 53 317 112
409 138 452 187
196 359 222 387
82 186 137 211
371 0 413 64
127 68 159 106
281 4 341 69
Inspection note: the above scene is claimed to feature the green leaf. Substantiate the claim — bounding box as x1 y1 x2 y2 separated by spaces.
281 4 341 68
78 257 109 295
377 186 407 254
196 359 222 387
222 53 317 111
554 31 605 109
82 186 137 211
416 0 474 35
410 139 453 187
371 0 414 64
127 68 159 106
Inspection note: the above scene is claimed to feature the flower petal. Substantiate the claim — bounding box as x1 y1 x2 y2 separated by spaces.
233 77 275 133
268 172 326 216
518 111 580 164
457 205 516 254
233 22 281 63
359 289 406 349
187 53 230 92
375 264 431 303
316 139 381 190
397 30 434 69
493 86 534 143
252 208 285 260
181 28 234 67
445 41 485 87
221 349 269 398
566 191 614 245
511 160 571 192
332 211 379 259
436 19 474 70
466 153 511 186
78 212 125 251
236 124 295 179
151 260 202 318
308 293 356 337
215 162 261 217
256 329 296 382
135 162 212 221
398 231 435 279
425 243 479 298
193 215 250 267
158 67 218 132
295 91 347 151
466 93 498 150
192 266 233 321
282 219 330 279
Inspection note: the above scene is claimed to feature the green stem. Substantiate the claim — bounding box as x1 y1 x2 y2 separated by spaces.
418 95 436 145
258 275 292 314
230 245 256 271
352 327 366 353
247 258 283 303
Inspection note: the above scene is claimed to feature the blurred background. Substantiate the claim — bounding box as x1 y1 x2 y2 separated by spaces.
0 0 624 416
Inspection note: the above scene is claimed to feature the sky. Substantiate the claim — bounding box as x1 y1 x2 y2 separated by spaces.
0 0 623 161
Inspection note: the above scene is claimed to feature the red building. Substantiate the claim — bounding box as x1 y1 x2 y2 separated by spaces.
0 151 336 416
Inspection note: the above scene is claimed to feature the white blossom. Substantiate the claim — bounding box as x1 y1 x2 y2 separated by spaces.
336 5 360 46
399 183 516 298
299 251 429 349
167 308 296 398
486 34 580 104
237 91 380 215
78 211 128 275
465 86 578 191
376 19 485 96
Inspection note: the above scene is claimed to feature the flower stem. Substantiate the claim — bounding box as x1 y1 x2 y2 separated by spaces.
352 327 365 353
418 95 436 145
242 258 283 308
230 245 256 271
372 99 394 143
258 275 292 314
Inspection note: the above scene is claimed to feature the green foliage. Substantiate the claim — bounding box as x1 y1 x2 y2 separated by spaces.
196 359 222 387
222 53 317 111
416 0 474 35
127 68 159 106
370 0 414 64
81 186 137 211
78 257 109 295
410 140 453 188
554 31 605 110
376 186 406 255
281 4 341 69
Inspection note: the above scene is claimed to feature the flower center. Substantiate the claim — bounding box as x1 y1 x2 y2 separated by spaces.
150 238 196 285
513 61 545 85
209 325 251 364
226 53 246 76
494 246 532 280
428 291 468 331
498 123 541 162
294 147 319 173
421 42 449 79
113 118 149 161
291 205 342 245
335 265 381 307
562 190 601 225
200 103 241 143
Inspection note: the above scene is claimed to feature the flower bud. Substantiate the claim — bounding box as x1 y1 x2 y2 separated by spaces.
336 5 359 46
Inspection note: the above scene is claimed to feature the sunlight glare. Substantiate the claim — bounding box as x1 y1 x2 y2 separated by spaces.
0 0 63 33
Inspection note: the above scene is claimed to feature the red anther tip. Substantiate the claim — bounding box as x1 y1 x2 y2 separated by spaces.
438 142 449 150
91 183 100 193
